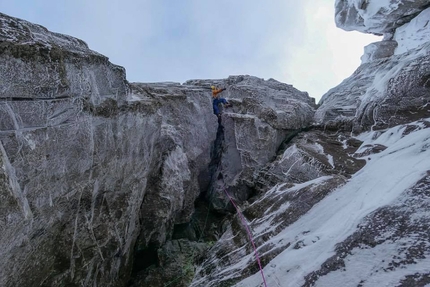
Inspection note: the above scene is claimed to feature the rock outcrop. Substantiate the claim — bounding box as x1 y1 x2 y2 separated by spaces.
0 12 217 287
317 3 430 133
195 119 430 287
186 77 315 214
192 2 430 286
335 0 430 35
1 1 430 286
0 12 316 287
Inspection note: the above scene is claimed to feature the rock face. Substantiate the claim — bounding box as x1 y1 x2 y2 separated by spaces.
0 12 316 287
1 1 430 286
192 2 430 286
0 12 217 287
191 129 366 287
195 119 430 287
317 4 430 134
186 77 315 214
335 0 430 35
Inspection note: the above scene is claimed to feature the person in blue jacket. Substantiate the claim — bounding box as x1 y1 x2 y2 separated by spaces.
211 86 231 125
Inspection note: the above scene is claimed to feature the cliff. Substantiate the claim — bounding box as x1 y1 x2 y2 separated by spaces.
1 1 430 286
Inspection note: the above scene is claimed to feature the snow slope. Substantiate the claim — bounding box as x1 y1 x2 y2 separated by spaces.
394 7 430 55
234 119 430 287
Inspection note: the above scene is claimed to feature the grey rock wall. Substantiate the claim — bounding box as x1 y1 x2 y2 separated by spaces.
187 76 316 213
0 12 316 287
6 0 429 285
0 12 218 287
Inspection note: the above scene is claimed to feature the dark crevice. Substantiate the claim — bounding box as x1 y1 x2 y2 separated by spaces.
126 123 228 285
276 125 315 156
209 125 225 179
130 243 159 276
174 123 230 242
0 96 71 101
199 124 225 202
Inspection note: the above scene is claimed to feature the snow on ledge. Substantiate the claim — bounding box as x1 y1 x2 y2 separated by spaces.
236 119 430 287
394 7 430 55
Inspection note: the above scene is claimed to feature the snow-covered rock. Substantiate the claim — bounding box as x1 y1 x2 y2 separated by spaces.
231 119 430 287
360 40 398 64
193 2 430 286
335 0 430 35
317 3 430 134
2 1 430 286
185 76 316 213
394 6 430 55
0 12 216 287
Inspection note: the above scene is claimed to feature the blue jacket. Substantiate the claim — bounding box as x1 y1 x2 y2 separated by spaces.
213 98 228 115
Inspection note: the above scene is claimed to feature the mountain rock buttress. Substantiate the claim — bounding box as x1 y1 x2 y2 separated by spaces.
1 1 430 286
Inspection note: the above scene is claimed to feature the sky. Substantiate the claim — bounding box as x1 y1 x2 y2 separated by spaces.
0 0 380 103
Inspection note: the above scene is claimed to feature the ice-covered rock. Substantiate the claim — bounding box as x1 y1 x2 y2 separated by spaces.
2 1 430 286
191 129 366 286
186 76 316 213
360 40 398 64
192 2 430 286
0 12 316 287
394 6 430 54
335 0 430 35
0 12 217 287
317 5 430 133
190 119 430 287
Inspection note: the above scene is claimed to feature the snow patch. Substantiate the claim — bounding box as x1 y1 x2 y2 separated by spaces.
235 120 430 287
394 7 430 55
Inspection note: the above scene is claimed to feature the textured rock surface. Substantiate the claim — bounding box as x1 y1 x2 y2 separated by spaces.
360 40 398 63
222 119 430 287
192 2 430 286
186 77 316 213
0 12 316 287
315 51 430 132
0 12 217 287
317 6 430 133
2 1 430 286
335 0 430 35
191 129 365 287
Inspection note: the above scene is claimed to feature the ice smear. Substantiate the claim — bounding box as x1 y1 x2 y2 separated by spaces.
235 120 430 287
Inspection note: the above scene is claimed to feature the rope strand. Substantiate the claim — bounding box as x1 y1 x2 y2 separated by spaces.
222 187 268 287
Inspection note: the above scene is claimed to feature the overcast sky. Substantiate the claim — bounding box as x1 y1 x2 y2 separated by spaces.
1 0 380 102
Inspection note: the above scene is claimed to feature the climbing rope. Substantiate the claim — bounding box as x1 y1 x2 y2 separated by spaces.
222 187 268 287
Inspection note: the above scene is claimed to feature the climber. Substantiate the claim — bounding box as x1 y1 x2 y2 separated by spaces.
211 86 231 125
